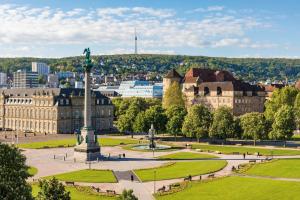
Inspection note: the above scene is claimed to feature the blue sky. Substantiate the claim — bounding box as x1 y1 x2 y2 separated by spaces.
0 0 299 58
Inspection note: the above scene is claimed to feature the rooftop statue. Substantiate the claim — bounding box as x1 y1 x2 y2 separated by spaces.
83 48 93 72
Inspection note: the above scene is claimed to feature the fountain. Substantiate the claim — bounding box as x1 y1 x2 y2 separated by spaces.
132 124 171 150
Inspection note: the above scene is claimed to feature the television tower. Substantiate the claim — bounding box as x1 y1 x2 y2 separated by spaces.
134 28 138 54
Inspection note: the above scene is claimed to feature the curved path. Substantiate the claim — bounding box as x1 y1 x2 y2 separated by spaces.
24 144 300 200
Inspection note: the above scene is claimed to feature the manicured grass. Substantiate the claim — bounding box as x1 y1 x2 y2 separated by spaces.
192 144 300 156
134 160 227 182
158 152 217 160
244 159 300 178
32 184 116 200
28 166 38 176
156 176 300 200
18 137 138 149
44 169 117 183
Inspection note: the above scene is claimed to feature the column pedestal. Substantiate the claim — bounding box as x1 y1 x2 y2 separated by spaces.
74 128 101 161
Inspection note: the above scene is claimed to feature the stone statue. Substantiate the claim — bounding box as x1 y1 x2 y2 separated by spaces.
83 48 93 72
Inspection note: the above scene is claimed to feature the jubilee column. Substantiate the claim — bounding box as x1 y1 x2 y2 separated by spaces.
74 48 101 161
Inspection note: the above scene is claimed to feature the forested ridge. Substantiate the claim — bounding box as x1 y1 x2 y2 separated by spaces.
1 54 300 81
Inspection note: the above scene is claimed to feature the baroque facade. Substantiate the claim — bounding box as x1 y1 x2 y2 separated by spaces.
0 88 114 134
163 68 266 116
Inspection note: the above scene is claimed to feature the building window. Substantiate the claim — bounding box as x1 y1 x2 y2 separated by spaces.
60 99 64 105
217 87 222 96
101 99 105 104
66 99 69 105
204 87 210 96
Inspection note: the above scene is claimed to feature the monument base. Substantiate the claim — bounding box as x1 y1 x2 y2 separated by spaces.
74 147 101 161
73 128 101 161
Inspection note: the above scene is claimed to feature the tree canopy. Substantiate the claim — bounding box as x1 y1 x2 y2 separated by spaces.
0 143 33 200
182 105 212 141
162 81 184 109
209 106 235 139
37 177 70 200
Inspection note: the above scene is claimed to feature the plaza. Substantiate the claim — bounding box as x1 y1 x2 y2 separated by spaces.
12 134 300 200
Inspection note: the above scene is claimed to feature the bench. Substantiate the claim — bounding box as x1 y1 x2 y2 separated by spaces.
249 160 256 163
157 186 166 192
65 181 75 186
232 152 240 155
106 190 116 195
208 174 215 178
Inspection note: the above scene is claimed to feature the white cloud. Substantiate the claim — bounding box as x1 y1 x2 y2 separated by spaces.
188 6 224 13
0 4 276 57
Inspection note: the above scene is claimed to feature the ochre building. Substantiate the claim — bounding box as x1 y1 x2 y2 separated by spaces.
163 68 266 116
0 88 114 134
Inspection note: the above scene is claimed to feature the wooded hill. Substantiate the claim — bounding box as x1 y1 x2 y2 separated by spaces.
1 54 300 82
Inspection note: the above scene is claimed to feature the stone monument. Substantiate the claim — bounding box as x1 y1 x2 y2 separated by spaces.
74 48 101 161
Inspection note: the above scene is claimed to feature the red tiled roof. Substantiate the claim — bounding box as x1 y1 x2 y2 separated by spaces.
184 68 236 83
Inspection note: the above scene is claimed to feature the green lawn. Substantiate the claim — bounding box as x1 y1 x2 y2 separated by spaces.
32 184 116 200
44 169 117 183
157 152 217 160
18 137 138 149
156 176 300 200
192 144 300 156
134 160 227 182
28 166 38 176
244 159 300 178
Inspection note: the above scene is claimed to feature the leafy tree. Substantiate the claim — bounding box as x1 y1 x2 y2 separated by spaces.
269 105 295 141
117 189 138 200
143 105 167 133
209 106 235 139
37 177 70 200
165 105 187 140
133 111 147 133
0 143 33 200
265 86 298 122
240 112 267 145
294 93 300 130
233 117 243 139
182 105 212 142
162 81 184 109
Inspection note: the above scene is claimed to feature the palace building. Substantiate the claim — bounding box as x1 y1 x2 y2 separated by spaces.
163 68 266 116
0 88 114 134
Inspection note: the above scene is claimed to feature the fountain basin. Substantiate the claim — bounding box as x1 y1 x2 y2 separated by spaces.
132 144 171 150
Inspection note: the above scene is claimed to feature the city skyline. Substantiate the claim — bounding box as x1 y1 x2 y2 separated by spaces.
0 0 300 58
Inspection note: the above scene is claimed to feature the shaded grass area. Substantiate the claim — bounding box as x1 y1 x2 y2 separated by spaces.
243 159 300 178
192 144 300 156
134 160 227 182
28 166 38 176
32 184 117 200
43 169 117 183
157 152 217 160
156 176 300 200
17 137 138 149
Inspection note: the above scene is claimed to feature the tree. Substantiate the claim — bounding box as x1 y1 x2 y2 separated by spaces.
182 105 212 142
209 106 235 140
269 105 295 142
294 93 300 130
162 81 184 109
116 99 145 135
37 177 70 200
165 105 187 140
265 86 298 122
133 111 147 133
0 143 33 200
117 189 138 200
240 112 267 145
143 105 167 133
